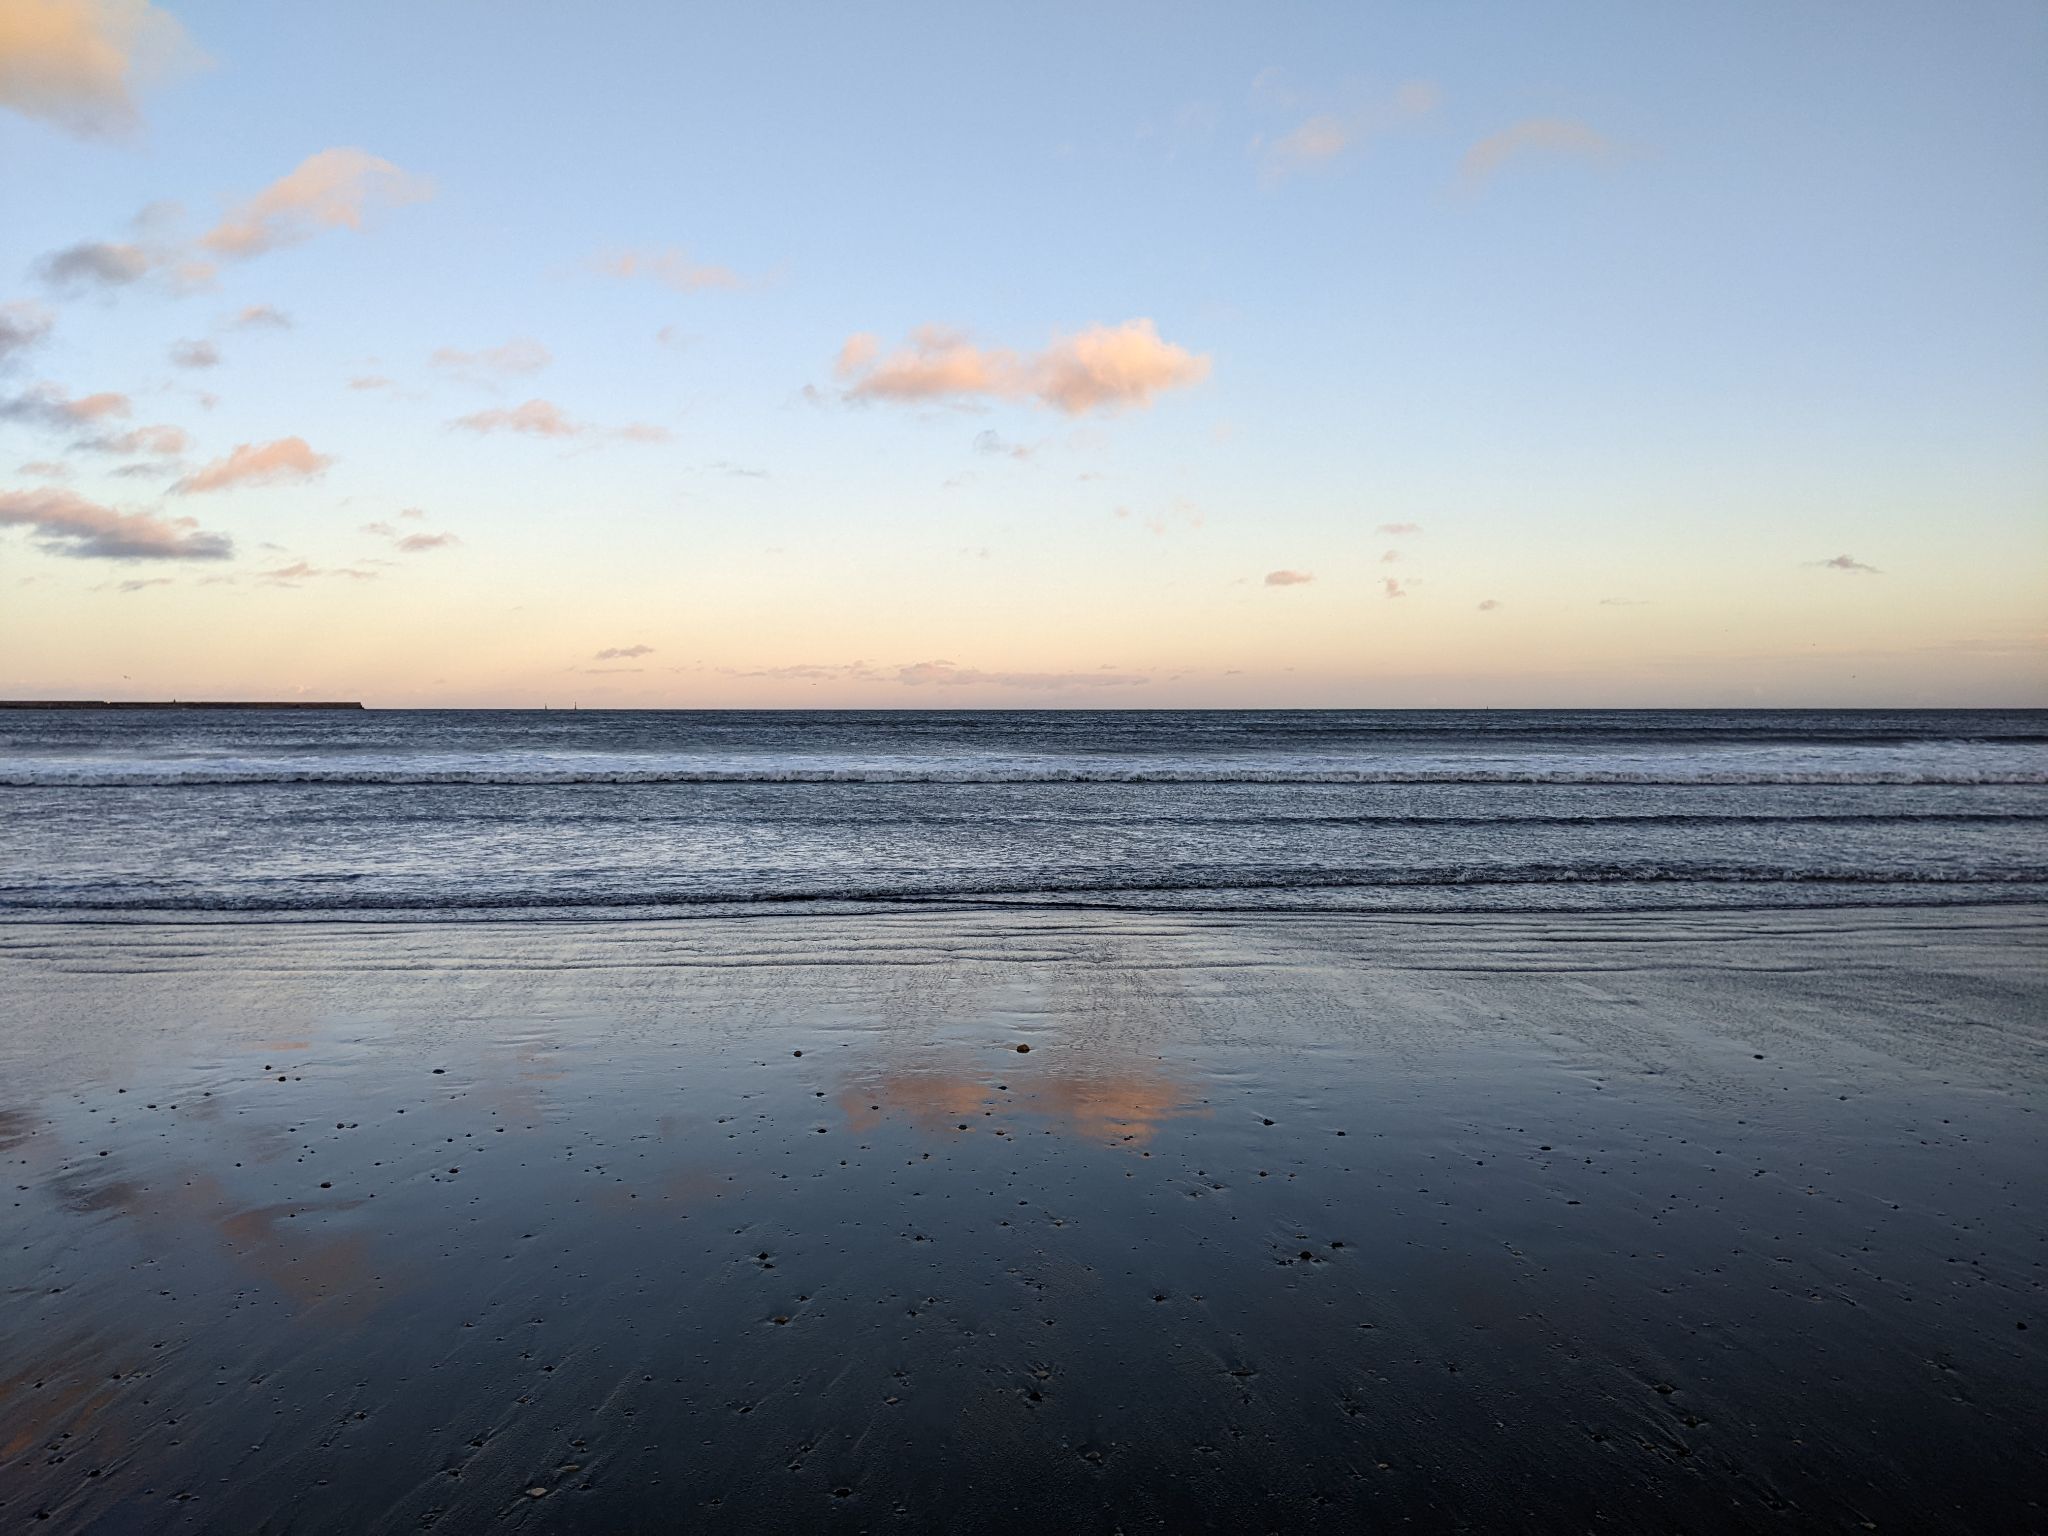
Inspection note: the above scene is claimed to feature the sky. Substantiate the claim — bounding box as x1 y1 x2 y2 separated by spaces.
1 1 2044 708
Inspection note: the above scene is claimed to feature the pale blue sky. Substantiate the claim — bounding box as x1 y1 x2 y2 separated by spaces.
3 2 2044 704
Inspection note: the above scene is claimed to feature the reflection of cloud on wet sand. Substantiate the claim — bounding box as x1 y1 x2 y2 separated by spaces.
839 1054 1200 1145
472 1037 569 1130
54 1165 382 1318
0 1337 128 1461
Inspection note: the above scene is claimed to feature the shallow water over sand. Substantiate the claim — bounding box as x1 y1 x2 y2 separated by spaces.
2 908 2042 1531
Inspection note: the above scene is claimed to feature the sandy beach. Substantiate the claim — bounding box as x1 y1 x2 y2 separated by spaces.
1 906 2041 1531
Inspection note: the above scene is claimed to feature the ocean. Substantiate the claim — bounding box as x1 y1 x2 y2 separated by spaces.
7 712 2046 1530
4 706 2044 919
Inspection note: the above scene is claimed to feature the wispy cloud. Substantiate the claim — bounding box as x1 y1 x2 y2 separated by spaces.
37 149 429 296
450 398 580 437
836 319 1209 416
228 303 291 330
17 458 69 479
0 380 178 462
0 0 204 139
431 337 551 378
895 661 1147 690
721 659 1147 690
1382 577 1406 599
362 517 458 554
1259 81 1439 180
200 148 432 259
1264 569 1313 587
1375 522 1420 536
1461 118 1620 188
0 302 54 366
448 398 666 444
169 338 219 369
595 644 654 660
595 248 742 292
347 374 394 392
724 662 884 682
35 238 157 292
1379 549 1401 564
0 381 131 429
257 560 377 587
973 429 1036 460
1812 554 1881 574
0 486 231 559
1477 598 1501 611
174 435 332 493
80 422 189 457
113 576 174 592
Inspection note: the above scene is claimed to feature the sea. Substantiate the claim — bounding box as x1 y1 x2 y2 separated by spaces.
2 707 2044 921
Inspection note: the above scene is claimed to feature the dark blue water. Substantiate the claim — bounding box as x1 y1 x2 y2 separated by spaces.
3 708 2045 918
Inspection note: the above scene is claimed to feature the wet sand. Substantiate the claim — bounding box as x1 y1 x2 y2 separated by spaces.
1 907 2042 1532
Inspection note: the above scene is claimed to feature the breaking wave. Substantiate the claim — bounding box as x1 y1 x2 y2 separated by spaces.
5 746 2046 789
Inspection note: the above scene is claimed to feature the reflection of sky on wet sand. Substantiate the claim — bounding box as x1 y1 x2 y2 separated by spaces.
838 1053 1203 1145
6 914 2043 1532
51 1160 385 1319
0 1335 130 1465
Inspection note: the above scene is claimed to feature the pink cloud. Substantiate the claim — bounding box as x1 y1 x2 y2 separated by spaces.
0 486 230 559
200 148 432 259
0 382 131 428
596 248 742 292
174 435 332 493
431 337 551 376
1375 521 1421 535
1383 578 1406 599
1461 118 1620 187
85 422 189 457
450 398 580 437
230 304 291 330
1261 81 1439 179
0 0 203 139
1264 569 1313 587
836 319 1210 416
258 560 378 586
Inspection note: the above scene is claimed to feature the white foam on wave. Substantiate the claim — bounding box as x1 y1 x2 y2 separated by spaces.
3 741 2046 789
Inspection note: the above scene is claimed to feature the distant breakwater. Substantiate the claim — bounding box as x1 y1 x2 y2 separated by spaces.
0 700 366 710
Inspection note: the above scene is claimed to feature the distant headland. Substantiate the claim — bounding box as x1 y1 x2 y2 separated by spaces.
0 701 366 711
